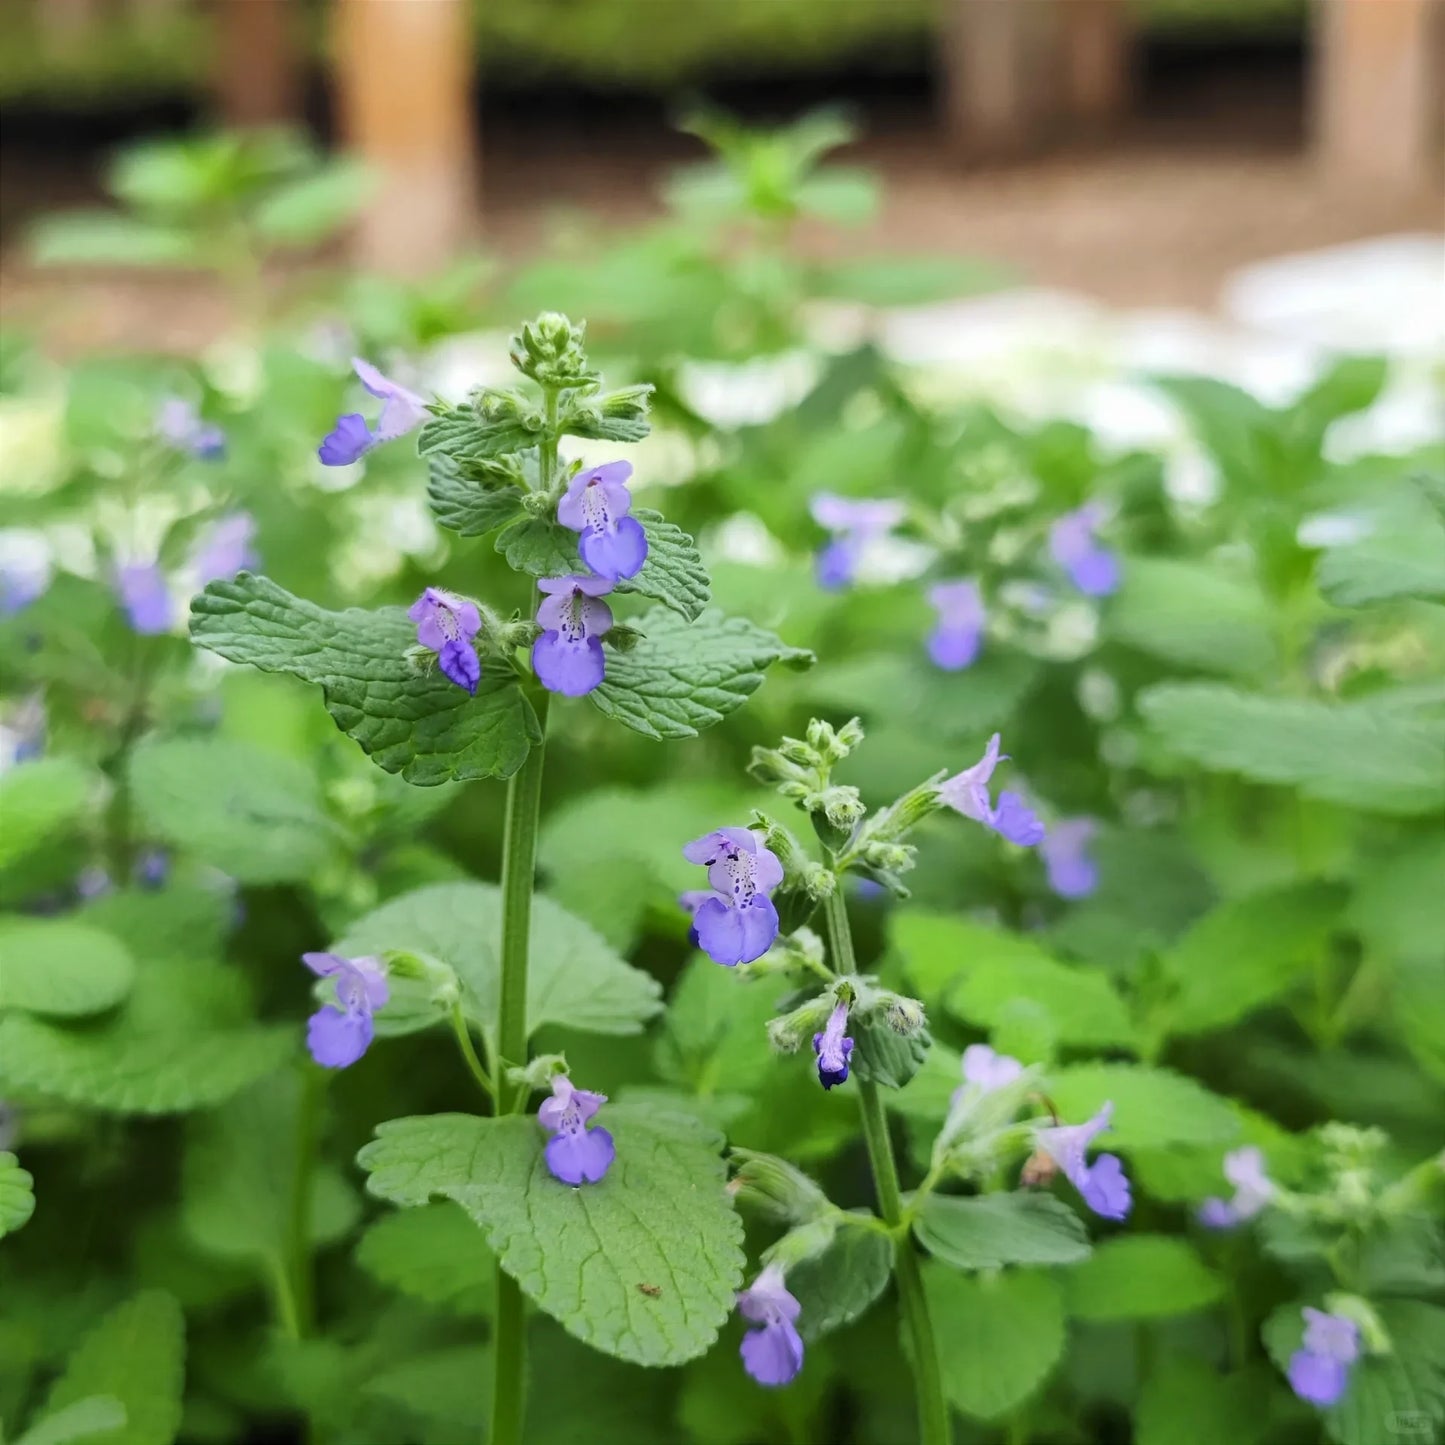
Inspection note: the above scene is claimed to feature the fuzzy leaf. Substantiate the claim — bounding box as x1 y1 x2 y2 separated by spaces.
0 919 134 1018
416 407 538 461
914 1192 1091 1271
333 881 662 1038
786 1223 893 1340
355 1202 495 1315
0 1150 35 1238
1064 1235 1223 1320
128 737 338 884
426 459 527 536
925 1266 1066 1420
1316 482 1445 607
356 1107 745 1366
592 607 813 741
850 1015 930 1090
43 1291 185 1445
190 573 541 786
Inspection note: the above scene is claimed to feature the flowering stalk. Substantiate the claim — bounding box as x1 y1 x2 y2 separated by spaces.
821 887 950 1445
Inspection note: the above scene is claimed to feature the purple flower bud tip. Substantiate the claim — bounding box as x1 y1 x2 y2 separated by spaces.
927 579 985 671
1035 1101 1132 1221
539 1075 615 1186
1198 1145 1274 1229
1288 1308 1360 1407
318 358 427 466
812 1001 854 1090
958 1043 1024 1098
303 951 388 1069
557 461 648 581
532 573 614 696
1040 818 1098 899
682 827 784 966
939 735 1045 848
408 587 483 695
737 1265 804 1388
115 563 173 635
192 513 259 587
1050 505 1119 598
809 493 905 591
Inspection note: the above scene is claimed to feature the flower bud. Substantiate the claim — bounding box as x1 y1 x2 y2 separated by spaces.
882 994 927 1037
506 1052 569 1092
731 1149 833 1224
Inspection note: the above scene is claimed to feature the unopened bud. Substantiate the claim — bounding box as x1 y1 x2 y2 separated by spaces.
731 1149 832 1224
883 995 927 1037
507 1053 568 1091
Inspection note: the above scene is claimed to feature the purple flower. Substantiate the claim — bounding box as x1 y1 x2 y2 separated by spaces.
1198 1146 1274 1230
737 1265 804 1388
1040 818 1098 899
953 1044 1024 1108
0 552 49 616
938 734 1046 848
1035 1102 1131 1220
531 573 613 697
318 358 427 466
678 889 716 948
809 494 905 590
408 587 482 695
75 866 113 901
538 1074 615 1186
812 1000 854 1090
116 563 172 635
1050 504 1119 597
135 849 169 890
303 951 388 1069
1288 1308 1360 1408
681 827 785 966
156 397 225 460
927 579 985 671
557 461 648 581
192 513 259 586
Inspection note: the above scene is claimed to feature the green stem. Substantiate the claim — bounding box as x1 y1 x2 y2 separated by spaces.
282 1066 324 1339
449 1000 495 1102
489 690 550 1445
822 888 951 1445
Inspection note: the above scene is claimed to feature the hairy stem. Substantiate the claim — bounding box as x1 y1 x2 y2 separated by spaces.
489 689 550 1445
822 888 951 1445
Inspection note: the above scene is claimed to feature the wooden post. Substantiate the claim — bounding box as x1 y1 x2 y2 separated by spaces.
941 0 1062 159
212 0 302 129
1314 0 1442 189
332 0 479 277
1059 0 1134 131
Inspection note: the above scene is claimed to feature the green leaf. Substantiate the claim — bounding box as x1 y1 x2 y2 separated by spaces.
43 1291 185 1445
362 1346 490 1434
416 407 538 461
1064 1236 1223 1320
850 1015 930 1090
14 1398 128 1445
1351 832 1445 965
28 213 194 268
333 882 662 1038
251 160 375 246
892 913 1137 1050
81 882 232 968
1045 1064 1239 1152
190 574 541 786
0 759 103 872
494 515 582 576
0 960 292 1115
1316 482 1445 607
355 1202 495 1315
0 1150 35 1238
1161 881 1345 1035
128 738 338 885
914 1192 1091 1271
1139 683 1445 817
591 608 813 741
426 459 527 537
1135 1357 1272 1445
1108 557 1277 677
785 1223 892 1340
0 919 134 1018
925 1265 1066 1420
357 1106 744 1366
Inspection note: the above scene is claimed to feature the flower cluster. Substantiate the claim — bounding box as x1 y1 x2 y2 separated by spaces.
538 1073 615 1186
681 827 785 966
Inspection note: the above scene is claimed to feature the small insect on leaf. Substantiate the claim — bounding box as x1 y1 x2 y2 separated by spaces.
637 1282 662 1298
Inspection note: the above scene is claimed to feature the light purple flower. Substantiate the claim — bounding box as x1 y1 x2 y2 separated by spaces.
303 951 388 1069
681 827 784 966
938 734 1046 848
538 1074 615 1186
531 573 613 697
953 1044 1024 1107
1050 504 1119 597
1035 1101 1131 1220
927 579 985 671
192 513 259 586
557 461 647 581
809 493 905 590
1 693 46 767
156 396 225 460
737 1264 804 1388
75 866 113 901
812 1000 854 1091
408 586 482 695
116 563 172 635
1198 1146 1275 1230
1040 818 1098 899
318 358 427 466
135 849 169 890
0 553 49 616
1287 1307 1359 1408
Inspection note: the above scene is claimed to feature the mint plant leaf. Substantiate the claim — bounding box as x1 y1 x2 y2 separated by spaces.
417 405 538 461
190 574 541 785
356 1106 744 1366
13 1396 128 1445
43 1290 185 1445
494 515 582 576
1046 1063 1239 1152
355 1202 495 1316
850 1015 930 1090
1135 1357 1272 1445
427 459 527 536
0 919 134 1017
128 737 340 884
1064 1235 1223 1320
0 1150 35 1238
785 1222 892 1340
914 1192 1091 1271
0 758 104 872
333 881 662 1038
592 607 813 740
